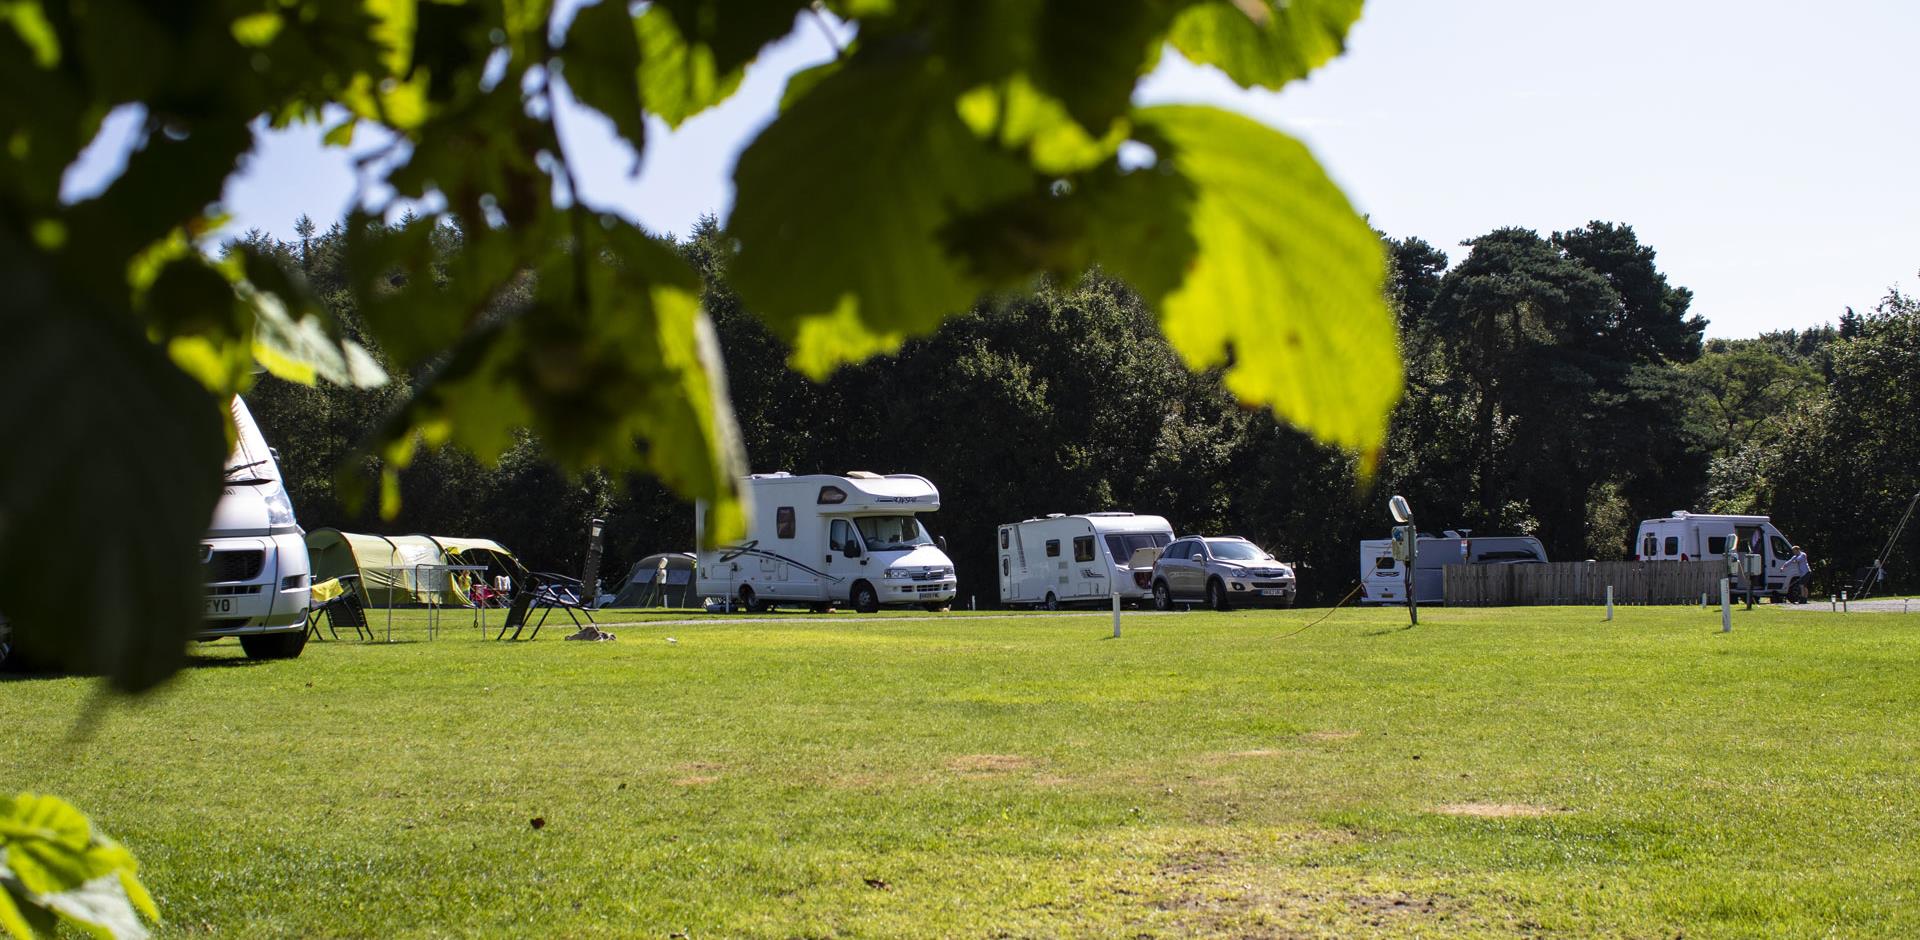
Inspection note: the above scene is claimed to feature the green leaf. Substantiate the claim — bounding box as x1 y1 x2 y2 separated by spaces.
0 233 226 693
635 6 746 128
956 75 1126 175
0 880 37 940
730 61 1029 376
0 0 58 67
1167 0 1364 90
647 0 805 76
1114 105 1399 455
563 0 647 161
237 249 388 388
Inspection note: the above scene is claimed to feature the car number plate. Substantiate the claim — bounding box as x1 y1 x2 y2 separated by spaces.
206 597 233 614
1260 589 1289 597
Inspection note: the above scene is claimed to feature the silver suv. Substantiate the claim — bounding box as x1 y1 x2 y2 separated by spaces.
1151 536 1296 610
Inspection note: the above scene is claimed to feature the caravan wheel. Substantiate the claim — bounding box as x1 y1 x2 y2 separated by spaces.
1043 592 1060 611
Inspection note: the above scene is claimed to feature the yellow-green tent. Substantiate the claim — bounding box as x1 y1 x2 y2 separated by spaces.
306 530 458 608
419 535 531 605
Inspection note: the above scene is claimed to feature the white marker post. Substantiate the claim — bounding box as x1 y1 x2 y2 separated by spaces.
1111 591 1121 638
1842 591 1849 613
1605 585 1614 621
1720 578 1732 633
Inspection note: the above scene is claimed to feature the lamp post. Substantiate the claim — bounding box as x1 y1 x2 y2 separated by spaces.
581 517 606 610
1390 495 1417 627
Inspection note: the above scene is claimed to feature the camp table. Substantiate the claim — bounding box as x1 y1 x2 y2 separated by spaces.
373 564 492 641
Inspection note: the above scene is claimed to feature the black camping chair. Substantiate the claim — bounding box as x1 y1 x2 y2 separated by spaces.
495 572 595 641
307 574 371 641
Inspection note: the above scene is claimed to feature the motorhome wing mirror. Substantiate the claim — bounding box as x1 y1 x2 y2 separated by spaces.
937 535 948 552
844 542 861 559
1389 495 1412 524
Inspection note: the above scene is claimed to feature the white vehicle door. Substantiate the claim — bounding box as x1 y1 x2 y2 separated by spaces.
822 518 867 604
1071 534 1108 599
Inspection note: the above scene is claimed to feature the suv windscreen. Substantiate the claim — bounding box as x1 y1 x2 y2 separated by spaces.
1206 541 1270 562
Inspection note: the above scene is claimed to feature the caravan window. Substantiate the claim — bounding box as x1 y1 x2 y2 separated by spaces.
1045 539 1060 558
1707 536 1729 555
1664 536 1679 556
1000 529 1009 549
830 519 858 554
1103 532 1171 564
1374 556 1397 571
1642 535 1656 557
776 507 795 539
1073 536 1095 562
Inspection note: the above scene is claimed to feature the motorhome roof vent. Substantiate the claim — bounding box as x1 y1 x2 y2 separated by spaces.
1086 511 1134 517
749 471 793 479
1672 510 1689 518
1045 513 1066 519
845 471 881 479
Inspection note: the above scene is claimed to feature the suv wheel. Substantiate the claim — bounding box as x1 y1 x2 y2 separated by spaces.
240 630 307 660
1153 581 1173 612
1206 578 1232 612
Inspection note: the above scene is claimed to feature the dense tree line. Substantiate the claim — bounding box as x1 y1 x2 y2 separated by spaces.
241 217 1920 604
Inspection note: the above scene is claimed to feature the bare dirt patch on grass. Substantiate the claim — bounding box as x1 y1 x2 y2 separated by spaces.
946 753 1035 774
1136 840 1477 936
1430 802 1564 818
672 762 723 786
1302 730 1362 742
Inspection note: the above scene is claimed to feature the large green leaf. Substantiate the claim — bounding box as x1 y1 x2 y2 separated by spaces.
634 6 746 128
0 794 157 940
1111 105 1399 455
562 0 647 159
647 0 804 76
1167 0 1364 90
0 234 225 693
729 61 1028 376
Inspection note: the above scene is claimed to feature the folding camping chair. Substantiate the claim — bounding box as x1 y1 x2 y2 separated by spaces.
307 574 371 641
494 572 596 641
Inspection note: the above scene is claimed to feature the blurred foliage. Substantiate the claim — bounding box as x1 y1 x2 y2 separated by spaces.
0 793 157 940
0 0 1398 689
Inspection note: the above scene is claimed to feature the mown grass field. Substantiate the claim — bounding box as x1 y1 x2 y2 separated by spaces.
5 604 1919 938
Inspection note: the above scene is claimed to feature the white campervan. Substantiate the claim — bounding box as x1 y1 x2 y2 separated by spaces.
996 512 1174 608
1359 532 1547 605
1633 512 1802 601
203 396 312 659
696 472 958 613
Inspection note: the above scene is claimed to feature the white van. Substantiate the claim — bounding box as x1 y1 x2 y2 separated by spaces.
996 512 1174 608
203 396 312 659
696 472 958 613
1633 512 1801 601
1359 533 1547 605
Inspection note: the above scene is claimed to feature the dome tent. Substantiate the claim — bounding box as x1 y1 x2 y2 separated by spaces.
609 552 700 608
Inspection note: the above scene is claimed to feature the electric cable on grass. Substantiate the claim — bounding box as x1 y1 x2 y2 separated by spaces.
1278 582 1366 638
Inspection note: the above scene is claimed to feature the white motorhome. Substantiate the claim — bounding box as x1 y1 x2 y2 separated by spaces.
996 513 1174 608
1633 512 1801 601
203 396 313 659
696 472 958 613
1359 532 1547 605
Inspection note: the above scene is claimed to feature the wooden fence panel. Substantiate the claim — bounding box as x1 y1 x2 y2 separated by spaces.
1444 560 1723 606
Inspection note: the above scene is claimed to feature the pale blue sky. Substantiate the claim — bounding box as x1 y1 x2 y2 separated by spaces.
74 0 1919 337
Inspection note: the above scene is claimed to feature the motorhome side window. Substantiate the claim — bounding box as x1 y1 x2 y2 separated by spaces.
817 486 847 505
1770 536 1792 557
1707 536 1729 554
1045 539 1060 557
830 519 856 553
1663 537 1679 556
1073 536 1095 562
776 507 795 539
1642 535 1656 557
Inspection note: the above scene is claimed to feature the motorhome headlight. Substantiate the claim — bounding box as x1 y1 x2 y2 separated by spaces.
884 567 907 579
264 487 297 528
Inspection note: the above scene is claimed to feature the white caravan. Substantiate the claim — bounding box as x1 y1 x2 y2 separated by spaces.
1359 532 1547 605
996 513 1175 608
1633 512 1801 600
203 396 313 659
696 472 958 613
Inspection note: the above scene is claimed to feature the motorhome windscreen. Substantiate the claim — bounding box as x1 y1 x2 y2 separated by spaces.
1207 541 1270 561
854 515 931 551
1103 533 1171 561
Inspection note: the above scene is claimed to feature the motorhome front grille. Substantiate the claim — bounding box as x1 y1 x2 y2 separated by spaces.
910 568 953 581
206 584 264 596
206 550 265 583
